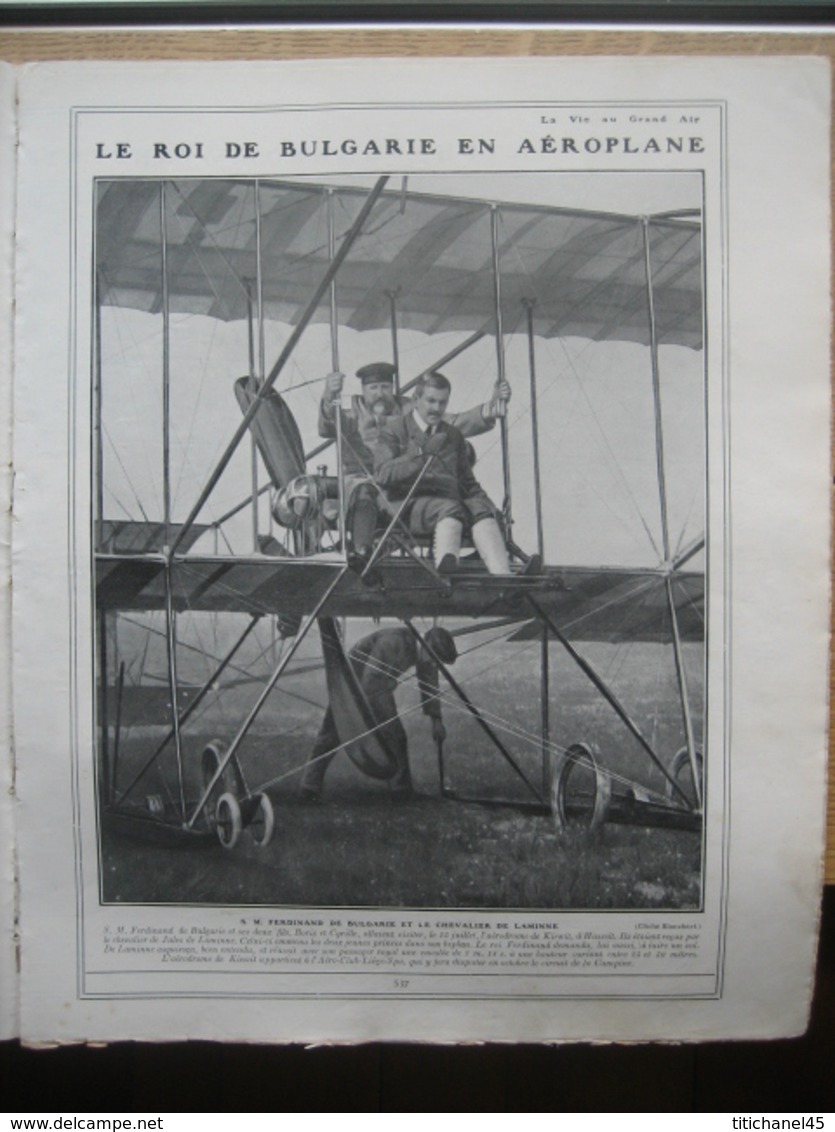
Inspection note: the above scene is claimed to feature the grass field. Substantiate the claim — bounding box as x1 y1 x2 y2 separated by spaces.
102 795 702 909
99 627 704 910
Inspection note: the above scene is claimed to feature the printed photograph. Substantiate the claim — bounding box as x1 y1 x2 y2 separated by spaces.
92 171 706 910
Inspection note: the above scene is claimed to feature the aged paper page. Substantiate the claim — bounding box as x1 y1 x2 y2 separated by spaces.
11 55 830 1042
0 61 18 1041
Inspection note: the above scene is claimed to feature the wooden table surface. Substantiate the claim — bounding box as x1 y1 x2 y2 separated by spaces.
2 24 833 883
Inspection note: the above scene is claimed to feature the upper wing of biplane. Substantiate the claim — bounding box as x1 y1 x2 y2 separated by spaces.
95 179 702 349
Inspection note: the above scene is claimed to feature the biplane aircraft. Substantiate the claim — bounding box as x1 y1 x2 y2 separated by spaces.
93 172 706 894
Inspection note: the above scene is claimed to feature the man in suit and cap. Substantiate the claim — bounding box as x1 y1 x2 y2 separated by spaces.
318 361 510 575
299 624 458 801
374 370 539 576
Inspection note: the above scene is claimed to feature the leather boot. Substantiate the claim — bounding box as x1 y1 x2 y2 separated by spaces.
472 518 512 575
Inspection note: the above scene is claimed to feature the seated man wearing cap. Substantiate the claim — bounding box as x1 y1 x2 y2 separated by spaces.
319 361 509 574
374 371 535 576
299 624 457 802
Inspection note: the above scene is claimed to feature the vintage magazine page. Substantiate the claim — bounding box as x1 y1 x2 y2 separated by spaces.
9 55 830 1043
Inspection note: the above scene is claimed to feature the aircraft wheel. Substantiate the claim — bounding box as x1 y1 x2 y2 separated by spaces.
248 792 275 848
550 742 612 833
666 746 703 807
215 792 242 850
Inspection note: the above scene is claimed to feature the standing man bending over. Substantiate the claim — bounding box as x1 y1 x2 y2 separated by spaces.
299 625 458 802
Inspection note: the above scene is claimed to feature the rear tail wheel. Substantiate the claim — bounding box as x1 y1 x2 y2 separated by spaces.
550 741 612 833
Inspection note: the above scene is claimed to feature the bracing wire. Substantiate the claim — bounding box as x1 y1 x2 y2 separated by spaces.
118 612 326 709
97 271 165 521
671 572 705 631
329 606 679 796
254 631 675 806
102 424 152 524
103 486 140 523
672 484 705 561
166 181 254 311
113 558 693 808
492 207 706 562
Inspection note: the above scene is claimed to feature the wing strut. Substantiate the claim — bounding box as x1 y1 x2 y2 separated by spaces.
97 610 111 805
388 288 402 396
526 595 693 809
245 280 260 552
173 176 389 554
642 217 672 563
327 188 348 558
523 297 550 796
163 560 187 818
161 182 173 548
490 205 513 536
666 575 703 808
159 181 188 818
94 267 104 548
253 180 269 553
111 660 125 800
642 221 703 806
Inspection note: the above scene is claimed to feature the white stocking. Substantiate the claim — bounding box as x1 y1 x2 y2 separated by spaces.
471 518 511 575
433 516 463 566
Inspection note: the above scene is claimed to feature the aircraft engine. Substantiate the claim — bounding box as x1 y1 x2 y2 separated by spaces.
273 474 320 529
